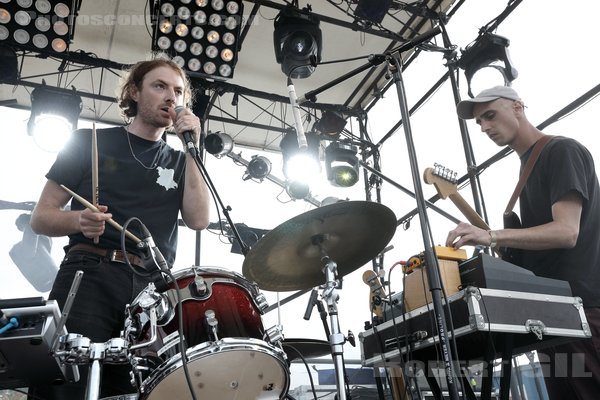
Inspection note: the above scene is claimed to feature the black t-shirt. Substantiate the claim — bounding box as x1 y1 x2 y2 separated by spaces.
46 127 186 266
519 136 600 306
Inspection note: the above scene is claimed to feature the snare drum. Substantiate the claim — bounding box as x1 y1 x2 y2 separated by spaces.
125 267 289 400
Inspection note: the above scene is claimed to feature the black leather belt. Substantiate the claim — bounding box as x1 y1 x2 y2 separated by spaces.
68 243 145 269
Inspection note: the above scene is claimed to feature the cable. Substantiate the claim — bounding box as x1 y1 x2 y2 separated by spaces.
119 217 197 400
282 343 318 400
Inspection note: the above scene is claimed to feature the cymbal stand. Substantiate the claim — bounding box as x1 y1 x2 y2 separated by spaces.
314 235 348 400
386 51 461 400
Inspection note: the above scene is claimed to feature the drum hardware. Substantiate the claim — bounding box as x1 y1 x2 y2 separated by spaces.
56 334 130 399
162 274 269 313
126 267 290 399
127 307 158 352
49 270 133 400
204 309 219 341
193 274 208 295
316 238 350 400
264 325 285 347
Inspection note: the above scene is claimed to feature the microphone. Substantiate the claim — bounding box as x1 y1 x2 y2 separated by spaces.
287 77 308 149
174 105 198 157
140 224 170 272
303 289 319 320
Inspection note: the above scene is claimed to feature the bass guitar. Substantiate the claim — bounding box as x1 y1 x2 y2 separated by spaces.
362 270 408 400
423 164 510 259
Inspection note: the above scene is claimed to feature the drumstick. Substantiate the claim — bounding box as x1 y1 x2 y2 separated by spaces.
92 123 99 244
60 184 141 244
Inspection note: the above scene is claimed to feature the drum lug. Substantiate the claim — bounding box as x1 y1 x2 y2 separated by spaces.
264 324 285 347
193 276 208 296
204 309 220 341
255 292 269 313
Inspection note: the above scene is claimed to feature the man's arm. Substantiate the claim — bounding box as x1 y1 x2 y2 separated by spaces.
30 180 112 239
495 191 581 249
446 191 582 250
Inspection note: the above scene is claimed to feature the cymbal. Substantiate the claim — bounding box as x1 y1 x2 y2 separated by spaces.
282 338 331 362
242 201 396 291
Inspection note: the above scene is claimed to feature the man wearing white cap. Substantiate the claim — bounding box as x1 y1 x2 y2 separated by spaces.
446 86 600 398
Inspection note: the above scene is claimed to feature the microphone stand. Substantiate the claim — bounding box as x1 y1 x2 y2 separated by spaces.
188 140 250 256
386 51 461 400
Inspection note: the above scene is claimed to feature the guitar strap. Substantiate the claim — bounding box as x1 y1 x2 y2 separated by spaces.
504 135 554 215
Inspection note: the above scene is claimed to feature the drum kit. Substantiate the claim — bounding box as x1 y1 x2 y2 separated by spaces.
50 200 397 400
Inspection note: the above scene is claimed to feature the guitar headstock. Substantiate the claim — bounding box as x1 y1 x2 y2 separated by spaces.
362 269 386 319
423 163 458 199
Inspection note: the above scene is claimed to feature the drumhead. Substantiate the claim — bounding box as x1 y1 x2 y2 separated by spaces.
139 338 289 400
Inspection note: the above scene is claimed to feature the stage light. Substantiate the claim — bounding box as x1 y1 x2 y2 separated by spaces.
273 5 322 79
0 0 79 53
279 130 320 185
314 111 346 136
9 213 58 293
285 180 311 200
205 131 233 157
27 85 82 152
458 33 518 97
243 155 272 181
151 0 244 79
325 142 359 187
354 0 392 24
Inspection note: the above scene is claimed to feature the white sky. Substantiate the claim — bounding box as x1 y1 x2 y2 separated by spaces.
1 0 599 393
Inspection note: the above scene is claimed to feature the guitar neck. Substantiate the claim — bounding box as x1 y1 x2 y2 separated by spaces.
447 192 490 231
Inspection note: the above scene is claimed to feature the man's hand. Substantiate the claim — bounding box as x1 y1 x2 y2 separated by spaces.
446 222 491 249
79 205 112 239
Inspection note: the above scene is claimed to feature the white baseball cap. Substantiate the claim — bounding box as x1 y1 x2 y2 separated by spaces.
456 86 521 119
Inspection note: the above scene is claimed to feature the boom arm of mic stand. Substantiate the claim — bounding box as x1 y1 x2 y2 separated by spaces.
189 147 250 256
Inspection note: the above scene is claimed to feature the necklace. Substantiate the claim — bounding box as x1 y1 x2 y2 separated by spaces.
125 127 164 170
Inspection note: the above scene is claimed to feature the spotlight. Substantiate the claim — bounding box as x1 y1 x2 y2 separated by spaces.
0 0 79 53
243 155 272 181
151 0 244 79
285 180 311 200
314 111 346 136
27 85 82 152
325 142 359 187
9 214 58 292
458 33 518 97
273 5 322 79
279 130 321 184
205 131 233 157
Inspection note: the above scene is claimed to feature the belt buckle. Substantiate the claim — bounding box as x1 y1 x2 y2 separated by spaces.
108 250 123 264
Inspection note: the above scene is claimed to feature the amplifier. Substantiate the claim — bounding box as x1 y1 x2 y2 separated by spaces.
459 253 572 296
360 287 591 368
0 297 79 388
